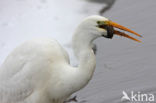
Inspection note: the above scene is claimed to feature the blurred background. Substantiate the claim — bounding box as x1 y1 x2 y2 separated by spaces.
0 0 156 103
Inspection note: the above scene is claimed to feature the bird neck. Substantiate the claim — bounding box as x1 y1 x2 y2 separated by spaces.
78 46 96 80
72 31 96 82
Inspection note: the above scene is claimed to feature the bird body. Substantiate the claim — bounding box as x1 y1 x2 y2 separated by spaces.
0 16 142 103
0 38 93 103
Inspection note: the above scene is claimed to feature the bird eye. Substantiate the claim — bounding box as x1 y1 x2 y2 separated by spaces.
97 21 106 26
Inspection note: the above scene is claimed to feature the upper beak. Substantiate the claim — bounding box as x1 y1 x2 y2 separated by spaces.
105 20 142 43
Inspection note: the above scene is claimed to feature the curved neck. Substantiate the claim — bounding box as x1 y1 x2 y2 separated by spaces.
78 46 96 78
72 30 97 82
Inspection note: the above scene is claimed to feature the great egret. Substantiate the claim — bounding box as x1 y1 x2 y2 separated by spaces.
0 15 142 103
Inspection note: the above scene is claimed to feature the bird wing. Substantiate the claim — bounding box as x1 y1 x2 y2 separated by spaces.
0 38 69 103
0 44 35 103
0 79 33 103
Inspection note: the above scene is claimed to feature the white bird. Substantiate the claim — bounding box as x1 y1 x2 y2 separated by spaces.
0 15 142 103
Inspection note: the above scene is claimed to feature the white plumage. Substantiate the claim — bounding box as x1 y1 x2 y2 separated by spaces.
0 15 141 103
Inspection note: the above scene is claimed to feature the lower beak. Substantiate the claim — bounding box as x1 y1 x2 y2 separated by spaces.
106 20 142 43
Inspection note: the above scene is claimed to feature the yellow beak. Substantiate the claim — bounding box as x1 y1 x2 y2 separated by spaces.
106 20 142 43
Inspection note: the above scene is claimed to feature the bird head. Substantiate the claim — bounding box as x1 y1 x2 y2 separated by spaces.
78 15 142 42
